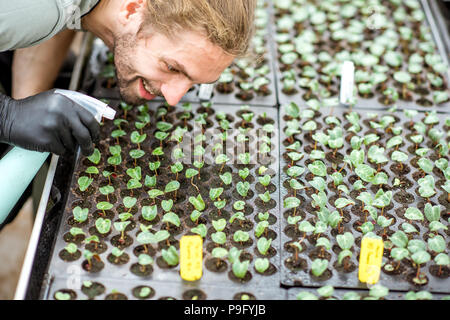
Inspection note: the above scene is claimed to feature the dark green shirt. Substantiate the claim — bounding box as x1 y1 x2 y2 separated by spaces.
0 0 99 51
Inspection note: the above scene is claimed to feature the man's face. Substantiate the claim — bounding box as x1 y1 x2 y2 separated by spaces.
113 29 235 106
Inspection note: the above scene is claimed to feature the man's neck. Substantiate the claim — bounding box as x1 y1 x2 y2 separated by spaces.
81 0 116 50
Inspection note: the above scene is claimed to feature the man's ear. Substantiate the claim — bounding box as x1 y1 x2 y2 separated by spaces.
117 0 146 26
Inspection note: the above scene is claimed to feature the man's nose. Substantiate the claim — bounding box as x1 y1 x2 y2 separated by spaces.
160 80 192 106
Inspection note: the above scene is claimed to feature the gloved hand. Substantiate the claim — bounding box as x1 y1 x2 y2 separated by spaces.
0 90 100 156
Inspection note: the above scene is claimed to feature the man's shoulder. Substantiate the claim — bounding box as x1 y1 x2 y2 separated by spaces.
0 0 99 51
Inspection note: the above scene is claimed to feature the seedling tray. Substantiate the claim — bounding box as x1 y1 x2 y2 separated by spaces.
279 104 450 293
45 276 287 300
271 0 450 112
41 101 283 298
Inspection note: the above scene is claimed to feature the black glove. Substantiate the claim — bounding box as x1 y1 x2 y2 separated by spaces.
0 90 100 156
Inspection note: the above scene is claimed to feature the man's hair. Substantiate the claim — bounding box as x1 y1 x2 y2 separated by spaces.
143 0 257 57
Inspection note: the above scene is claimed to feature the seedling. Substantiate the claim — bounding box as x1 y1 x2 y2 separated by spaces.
161 246 179 266
72 207 88 224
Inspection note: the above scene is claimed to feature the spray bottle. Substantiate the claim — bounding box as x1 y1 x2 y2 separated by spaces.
0 90 116 224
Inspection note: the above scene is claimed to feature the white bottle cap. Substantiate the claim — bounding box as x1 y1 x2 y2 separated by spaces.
102 105 116 120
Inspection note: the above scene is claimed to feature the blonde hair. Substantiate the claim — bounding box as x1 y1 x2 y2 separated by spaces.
143 0 257 57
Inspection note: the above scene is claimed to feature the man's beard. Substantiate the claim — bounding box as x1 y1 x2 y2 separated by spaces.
113 34 162 106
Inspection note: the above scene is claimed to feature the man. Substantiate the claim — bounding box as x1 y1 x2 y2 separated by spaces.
0 0 256 225
0 0 256 156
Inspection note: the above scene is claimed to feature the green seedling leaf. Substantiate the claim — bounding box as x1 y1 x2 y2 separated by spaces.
55 292 72 301
69 227 85 237
311 259 328 277
161 246 179 266
111 247 124 257
165 181 180 193
404 208 424 221
369 285 389 299
162 212 180 227
147 189 164 199
78 176 93 192
190 224 207 238
141 206 158 221
114 221 130 233
355 164 375 183
118 212 133 221
256 237 272 256
336 232 354 250
87 148 101 165
391 247 409 262
338 250 353 266
231 202 244 212
434 253 450 266
189 194 205 211
411 250 431 266
308 160 327 177
73 207 88 223
65 243 78 254
209 188 224 201
185 169 199 179
99 185 114 196
377 216 393 228
211 232 227 245
233 230 250 243
286 166 305 178
212 219 227 232
219 172 232 185
298 221 315 233
161 200 173 212
85 166 99 175
255 221 269 238
334 198 355 209
138 254 153 266
402 222 419 234
190 210 202 223
126 167 142 181
211 247 228 259
254 258 270 273
232 260 249 279
316 237 331 250
428 235 446 253
130 131 147 144
309 177 326 192
258 191 271 203
389 231 408 248
123 196 137 209
95 218 111 234
418 158 433 173
96 201 113 211
284 197 300 209
236 181 250 197
408 239 427 254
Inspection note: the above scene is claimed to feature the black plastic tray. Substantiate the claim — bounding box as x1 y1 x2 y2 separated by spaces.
278 104 450 293
271 0 450 112
41 101 282 297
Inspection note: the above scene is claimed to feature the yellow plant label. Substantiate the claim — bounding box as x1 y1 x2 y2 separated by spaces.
180 235 203 281
358 237 384 285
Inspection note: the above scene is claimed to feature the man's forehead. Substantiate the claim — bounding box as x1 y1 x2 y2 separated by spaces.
151 32 235 83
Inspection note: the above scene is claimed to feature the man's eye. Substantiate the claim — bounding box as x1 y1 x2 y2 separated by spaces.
167 64 178 73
